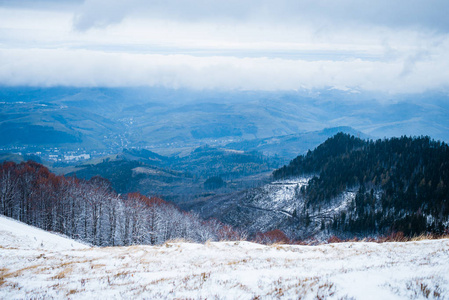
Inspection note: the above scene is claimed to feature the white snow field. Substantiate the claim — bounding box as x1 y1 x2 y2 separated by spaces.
0 215 89 251
1 215 448 299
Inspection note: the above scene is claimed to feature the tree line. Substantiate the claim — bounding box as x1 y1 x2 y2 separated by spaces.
0 161 245 246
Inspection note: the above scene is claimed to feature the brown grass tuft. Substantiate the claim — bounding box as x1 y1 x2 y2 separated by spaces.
3 264 41 278
0 268 9 286
164 238 191 245
66 289 78 296
52 266 73 280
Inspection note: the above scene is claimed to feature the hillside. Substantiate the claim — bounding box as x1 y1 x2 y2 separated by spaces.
0 99 124 149
1 215 449 299
0 161 244 247
186 176 355 240
190 133 449 240
225 126 368 158
273 133 449 237
0 215 88 250
65 146 279 202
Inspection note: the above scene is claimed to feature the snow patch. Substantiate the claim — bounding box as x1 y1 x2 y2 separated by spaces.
0 215 89 251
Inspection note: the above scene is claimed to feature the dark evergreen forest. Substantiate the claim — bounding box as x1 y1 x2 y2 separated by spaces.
273 133 449 236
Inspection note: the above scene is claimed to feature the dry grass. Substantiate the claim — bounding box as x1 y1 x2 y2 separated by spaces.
59 259 91 267
405 277 444 299
200 272 210 282
409 233 449 242
114 270 133 279
317 232 449 245
149 277 171 285
66 289 80 296
373 233 449 243
51 266 73 280
0 268 9 286
226 258 250 266
166 272 214 292
269 242 290 251
90 263 106 269
163 238 191 246
264 276 335 299
2 264 42 278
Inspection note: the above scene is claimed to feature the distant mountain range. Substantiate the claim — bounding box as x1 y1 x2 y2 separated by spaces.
1 86 449 157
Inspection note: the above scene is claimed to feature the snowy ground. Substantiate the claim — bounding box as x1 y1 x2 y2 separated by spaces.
251 177 312 216
1 215 449 299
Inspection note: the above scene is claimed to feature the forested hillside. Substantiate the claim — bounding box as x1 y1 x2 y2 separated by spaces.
67 145 279 203
273 133 449 236
0 161 243 246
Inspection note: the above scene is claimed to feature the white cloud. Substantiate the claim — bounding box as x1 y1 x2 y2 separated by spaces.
1 2 449 93
1 47 449 93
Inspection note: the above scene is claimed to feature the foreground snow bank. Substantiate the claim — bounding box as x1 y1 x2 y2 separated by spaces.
0 215 89 250
1 216 448 299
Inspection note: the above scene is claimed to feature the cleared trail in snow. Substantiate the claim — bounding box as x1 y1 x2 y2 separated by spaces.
1 215 448 299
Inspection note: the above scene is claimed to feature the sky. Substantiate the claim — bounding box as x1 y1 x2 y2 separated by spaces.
1 0 449 93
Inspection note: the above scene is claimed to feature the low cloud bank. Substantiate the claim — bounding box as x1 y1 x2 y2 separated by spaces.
1 48 449 93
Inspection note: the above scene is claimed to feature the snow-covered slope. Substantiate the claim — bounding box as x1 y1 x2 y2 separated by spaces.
0 215 89 250
1 216 449 299
194 177 356 239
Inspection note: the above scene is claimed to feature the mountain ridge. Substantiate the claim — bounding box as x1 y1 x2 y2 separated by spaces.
189 133 449 240
2 87 449 155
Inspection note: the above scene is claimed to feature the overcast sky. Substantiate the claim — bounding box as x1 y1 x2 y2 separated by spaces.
1 0 449 93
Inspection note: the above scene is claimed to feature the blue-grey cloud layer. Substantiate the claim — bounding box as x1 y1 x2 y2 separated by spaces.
71 0 449 32
2 0 447 31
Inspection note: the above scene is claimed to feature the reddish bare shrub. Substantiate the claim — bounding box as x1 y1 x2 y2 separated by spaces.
255 229 290 244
